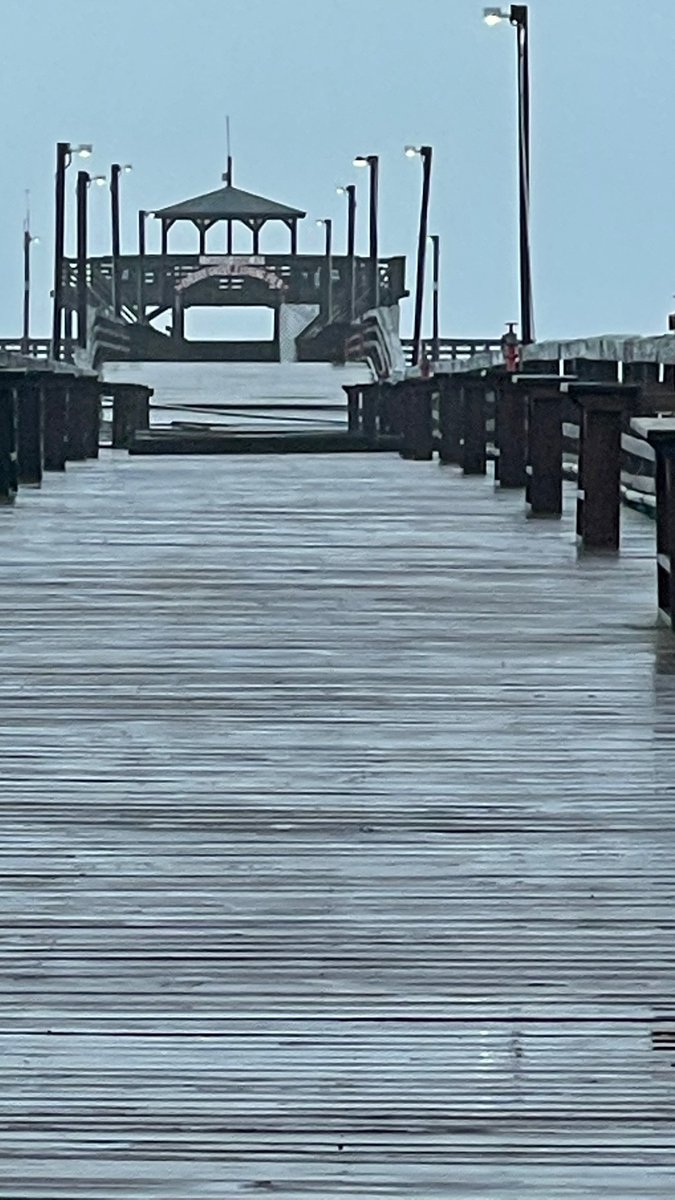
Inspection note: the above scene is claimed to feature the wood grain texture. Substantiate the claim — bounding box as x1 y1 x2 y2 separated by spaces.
1 451 675 1197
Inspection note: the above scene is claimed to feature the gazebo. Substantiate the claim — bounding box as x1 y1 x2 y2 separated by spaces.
154 180 306 256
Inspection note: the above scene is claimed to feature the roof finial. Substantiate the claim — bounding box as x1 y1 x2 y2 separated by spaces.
222 116 233 187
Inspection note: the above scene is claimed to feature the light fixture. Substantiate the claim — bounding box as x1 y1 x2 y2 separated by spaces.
316 219 327 227
92 175 107 186
353 156 368 167
30 235 40 246
72 143 93 158
147 210 156 219
405 145 420 158
483 7 509 24
336 186 347 195
122 163 133 174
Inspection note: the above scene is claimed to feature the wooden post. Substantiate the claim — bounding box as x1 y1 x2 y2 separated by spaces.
570 383 637 552
461 379 486 475
16 377 44 486
66 378 89 461
361 383 378 446
437 375 462 465
112 383 152 448
42 377 69 471
401 380 433 461
631 419 675 630
343 385 360 433
495 375 528 488
0 381 18 503
524 377 565 517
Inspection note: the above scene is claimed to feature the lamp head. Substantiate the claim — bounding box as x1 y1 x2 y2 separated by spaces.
92 175 107 186
122 163 133 174
483 7 508 25
73 143 93 158
405 145 420 158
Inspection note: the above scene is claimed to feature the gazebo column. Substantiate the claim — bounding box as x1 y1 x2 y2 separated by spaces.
161 218 174 255
172 294 184 341
195 219 214 257
287 219 298 254
227 220 233 255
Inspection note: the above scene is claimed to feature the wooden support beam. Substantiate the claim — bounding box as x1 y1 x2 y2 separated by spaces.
521 376 567 517
461 379 486 475
495 375 528 488
631 418 675 629
16 378 44 486
42 377 69 471
437 376 462 465
401 381 434 461
569 383 638 552
0 381 18 504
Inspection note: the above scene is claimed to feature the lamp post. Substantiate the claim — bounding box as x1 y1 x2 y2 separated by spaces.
137 209 154 324
316 219 334 323
76 171 106 350
51 141 93 360
110 163 133 317
483 5 534 344
429 234 440 363
22 196 40 355
405 145 433 368
337 184 357 322
353 154 379 309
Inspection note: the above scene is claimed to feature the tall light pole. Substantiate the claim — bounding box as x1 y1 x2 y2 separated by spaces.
353 154 379 309
484 5 534 344
110 163 133 317
137 209 155 323
337 184 357 321
22 194 39 355
76 171 106 350
405 145 433 368
51 141 93 360
316 219 334 323
429 234 440 363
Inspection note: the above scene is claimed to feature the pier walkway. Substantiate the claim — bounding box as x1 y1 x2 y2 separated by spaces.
2 451 675 1197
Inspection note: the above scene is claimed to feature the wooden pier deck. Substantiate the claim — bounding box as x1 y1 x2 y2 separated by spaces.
2 451 675 1197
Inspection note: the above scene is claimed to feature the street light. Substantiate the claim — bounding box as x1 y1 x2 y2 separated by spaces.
316 218 334 323
405 145 433 368
76 172 107 350
337 185 357 322
22 195 40 355
353 154 379 308
110 163 133 316
483 3 534 344
51 141 94 359
428 234 440 363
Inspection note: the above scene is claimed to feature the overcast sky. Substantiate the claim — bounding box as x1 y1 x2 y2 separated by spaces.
1 0 673 341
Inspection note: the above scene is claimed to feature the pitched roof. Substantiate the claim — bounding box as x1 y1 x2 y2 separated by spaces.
155 185 305 223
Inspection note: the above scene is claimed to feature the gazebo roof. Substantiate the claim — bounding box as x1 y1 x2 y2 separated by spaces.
155 185 306 223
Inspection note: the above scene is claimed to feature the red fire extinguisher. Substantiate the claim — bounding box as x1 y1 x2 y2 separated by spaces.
501 322 520 373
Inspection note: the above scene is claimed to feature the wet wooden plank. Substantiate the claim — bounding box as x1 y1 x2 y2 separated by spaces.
0 452 674 1196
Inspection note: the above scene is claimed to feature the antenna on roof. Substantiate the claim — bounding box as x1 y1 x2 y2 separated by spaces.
222 116 233 187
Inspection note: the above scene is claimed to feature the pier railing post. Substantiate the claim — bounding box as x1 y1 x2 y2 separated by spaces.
401 380 434 461
521 376 566 517
111 383 152 449
16 376 44 486
631 419 675 630
437 375 462 465
0 380 18 504
495 374 528 488
569 383 638 553
65 378 89 462
361 383 378 446
461 379 487 475
343 385 361 434
42 377 69 471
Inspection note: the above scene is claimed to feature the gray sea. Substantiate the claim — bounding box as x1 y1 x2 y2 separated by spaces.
102 361 373 431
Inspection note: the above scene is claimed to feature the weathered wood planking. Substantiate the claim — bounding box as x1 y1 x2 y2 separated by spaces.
1 452 675 1197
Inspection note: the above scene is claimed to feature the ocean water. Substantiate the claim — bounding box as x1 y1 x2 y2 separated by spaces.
102 361 373 430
